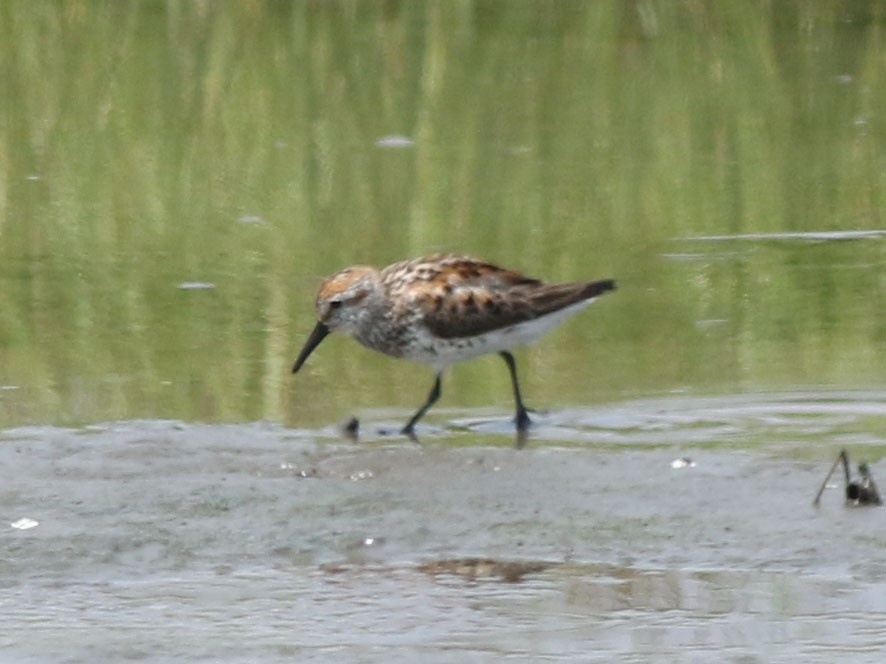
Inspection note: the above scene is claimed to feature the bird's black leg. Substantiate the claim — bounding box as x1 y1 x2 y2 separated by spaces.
500 351 531 430
402 373 442 436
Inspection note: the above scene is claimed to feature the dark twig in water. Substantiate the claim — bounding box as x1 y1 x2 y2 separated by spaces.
812 453 845 507
813 449 882 507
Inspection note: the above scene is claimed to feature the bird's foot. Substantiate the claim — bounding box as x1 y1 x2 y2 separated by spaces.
400 424 420 442
515 408 532 431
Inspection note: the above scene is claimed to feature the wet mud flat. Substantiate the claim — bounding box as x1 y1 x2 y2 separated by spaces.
3 392 886 663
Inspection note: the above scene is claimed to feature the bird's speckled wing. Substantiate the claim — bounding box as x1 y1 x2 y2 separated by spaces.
380 254 614 339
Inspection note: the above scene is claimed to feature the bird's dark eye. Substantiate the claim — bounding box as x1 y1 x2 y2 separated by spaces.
329 300 343 310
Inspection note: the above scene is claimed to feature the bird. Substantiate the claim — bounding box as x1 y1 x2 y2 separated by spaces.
292 253 615 435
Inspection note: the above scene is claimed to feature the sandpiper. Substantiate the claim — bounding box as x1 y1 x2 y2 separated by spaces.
292 253 615 435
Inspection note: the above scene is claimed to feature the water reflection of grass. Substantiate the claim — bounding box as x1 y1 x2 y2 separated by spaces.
1 2 885 427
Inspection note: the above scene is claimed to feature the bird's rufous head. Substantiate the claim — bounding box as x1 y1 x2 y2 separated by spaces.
292 266 380 373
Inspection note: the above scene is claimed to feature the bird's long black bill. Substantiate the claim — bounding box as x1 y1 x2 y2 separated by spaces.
292 321 330 373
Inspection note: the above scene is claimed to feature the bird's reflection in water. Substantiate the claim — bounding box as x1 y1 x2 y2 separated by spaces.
341 416 531 449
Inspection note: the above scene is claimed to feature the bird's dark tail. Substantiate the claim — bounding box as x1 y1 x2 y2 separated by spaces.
581 279 616 300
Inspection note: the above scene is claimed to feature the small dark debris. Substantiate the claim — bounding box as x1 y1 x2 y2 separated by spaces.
342 416 359 438
813 449 882 507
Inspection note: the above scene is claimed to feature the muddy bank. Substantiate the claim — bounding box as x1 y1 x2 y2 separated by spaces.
3 393 886 662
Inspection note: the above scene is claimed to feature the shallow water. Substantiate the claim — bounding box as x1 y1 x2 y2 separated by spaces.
4 392 886 663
